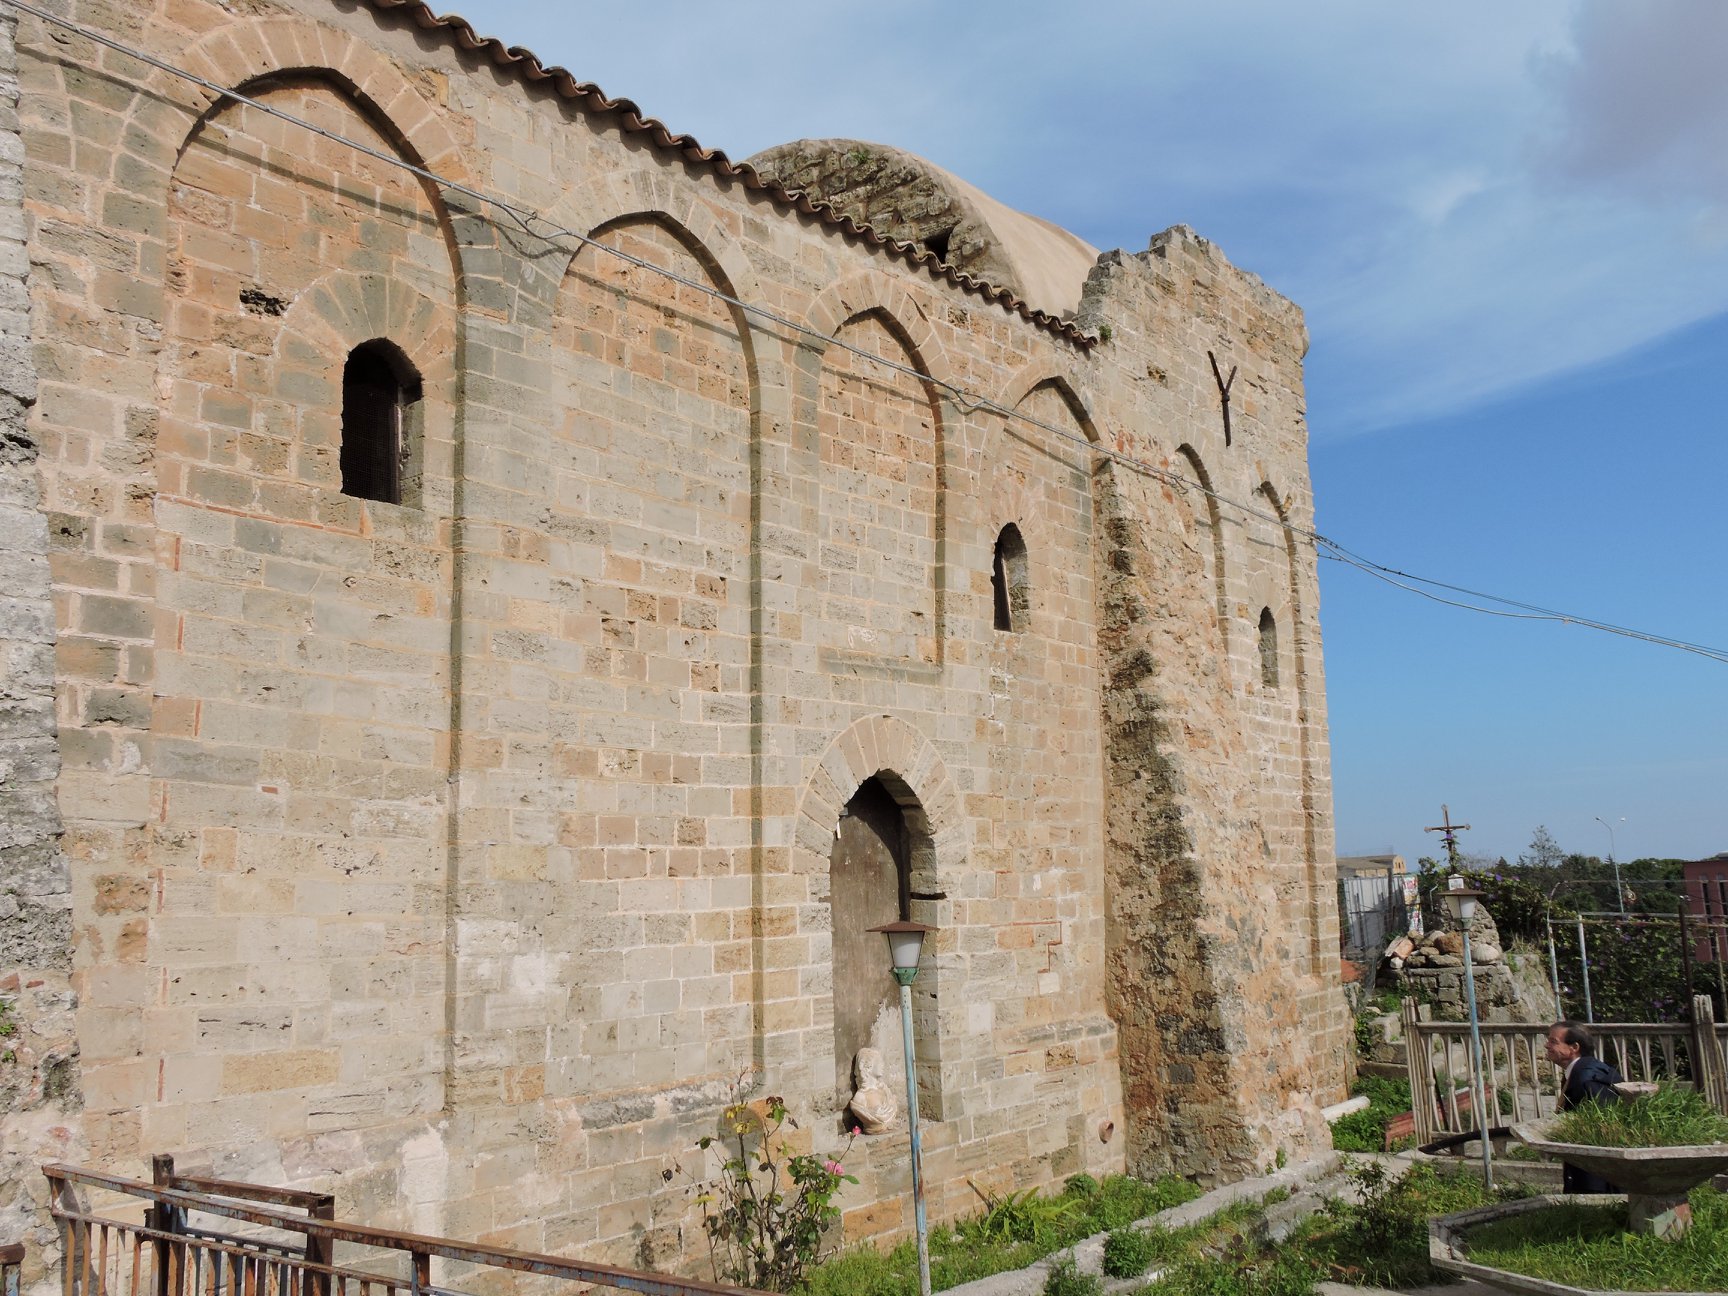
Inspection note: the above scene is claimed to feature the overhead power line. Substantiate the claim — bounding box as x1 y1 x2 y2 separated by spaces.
9 0 1726 667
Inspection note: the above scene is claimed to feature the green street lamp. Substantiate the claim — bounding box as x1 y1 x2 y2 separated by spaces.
870 919 934 1296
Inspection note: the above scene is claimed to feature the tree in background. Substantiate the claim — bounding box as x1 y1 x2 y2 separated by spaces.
1413 825 1717 1022
1519 825 1565 870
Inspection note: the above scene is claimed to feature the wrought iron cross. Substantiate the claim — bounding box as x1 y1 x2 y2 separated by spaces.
1207 350 1237 446
1424 803 1473 873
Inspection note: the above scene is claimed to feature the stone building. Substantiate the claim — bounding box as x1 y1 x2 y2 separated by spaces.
0 0 1350 1278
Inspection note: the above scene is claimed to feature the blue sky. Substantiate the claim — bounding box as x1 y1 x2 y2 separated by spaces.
450 0 1728 866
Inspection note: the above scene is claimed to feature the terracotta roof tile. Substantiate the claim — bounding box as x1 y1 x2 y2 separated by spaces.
362 0 1093 346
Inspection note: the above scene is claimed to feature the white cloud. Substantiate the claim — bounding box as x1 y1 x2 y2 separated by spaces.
1535 0 1728 210
1405 171 1491 225
443 1 1728 436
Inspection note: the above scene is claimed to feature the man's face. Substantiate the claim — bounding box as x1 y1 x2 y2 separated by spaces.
1545 1027 1580 1067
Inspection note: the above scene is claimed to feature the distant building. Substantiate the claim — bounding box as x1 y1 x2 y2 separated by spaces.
1336 854 1410 956
1337 852 1408 879
1683 853 1728 963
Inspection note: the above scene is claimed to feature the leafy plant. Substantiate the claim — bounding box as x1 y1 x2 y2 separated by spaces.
1351 1005 1382 1058
1041 1255 1101 1296
0 996 15 1064
1551 1082 1728 1148
1062 1173 1099 1199
963 1185 1079 1246
690 1096 856 1292
1101 1225 1158 1278
1329 1075 1413 1153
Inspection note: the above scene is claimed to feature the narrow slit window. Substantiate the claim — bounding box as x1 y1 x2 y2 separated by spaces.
1258 607 1279 689
992 523 1029 633
341 339 420 504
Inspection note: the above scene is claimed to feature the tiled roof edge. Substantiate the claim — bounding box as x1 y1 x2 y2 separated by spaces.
362 0 1095 348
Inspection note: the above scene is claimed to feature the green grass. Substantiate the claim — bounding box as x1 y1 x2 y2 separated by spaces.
1082 1173 1200 1230
806 1161 1524 1296
1132 1198 1321 1294
798 1173 1200 1296
1465 1187 1728 1291
1142 1250 1319 1296
1329 1075 1413 1153
1549 1082 1728 1148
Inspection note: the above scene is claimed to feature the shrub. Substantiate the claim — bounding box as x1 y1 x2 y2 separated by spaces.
963 1186 1080 1247
1101 1225 1157 1278
1329 1075 1412 1153
1308 1160 1513 1290
1352 1006 1381 1058
1042 1256 1101 1296
1062 1172 1100 1198
690 1097 857 1292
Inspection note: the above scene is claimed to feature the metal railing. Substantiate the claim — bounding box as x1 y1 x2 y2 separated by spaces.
4 1242 24 1296
45 1158 767 1296
1401 994 1728 1148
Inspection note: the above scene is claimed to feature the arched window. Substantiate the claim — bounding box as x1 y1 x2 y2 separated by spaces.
340 339 420 504
992 523 1029 632
1258 607 1279 689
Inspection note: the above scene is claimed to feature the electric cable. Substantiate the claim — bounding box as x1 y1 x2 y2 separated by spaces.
8 0 1726 666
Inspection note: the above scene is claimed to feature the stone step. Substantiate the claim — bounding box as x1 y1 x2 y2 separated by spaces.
1356 1058 1409 1081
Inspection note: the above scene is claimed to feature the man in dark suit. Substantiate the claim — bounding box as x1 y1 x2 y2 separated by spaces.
1545 1019 1623 1193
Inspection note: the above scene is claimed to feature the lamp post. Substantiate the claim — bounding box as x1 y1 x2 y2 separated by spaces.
1594 815 1626 915
1440 885 1494 1190
870 919 934 1296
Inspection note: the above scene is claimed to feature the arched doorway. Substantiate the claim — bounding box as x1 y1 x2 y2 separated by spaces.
830 777 911 1105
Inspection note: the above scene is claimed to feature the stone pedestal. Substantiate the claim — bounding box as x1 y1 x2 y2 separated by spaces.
1397 963 1521 1023
1512 1119 1728 1240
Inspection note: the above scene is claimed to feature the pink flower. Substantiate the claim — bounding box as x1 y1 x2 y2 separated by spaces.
823 1160 845 1176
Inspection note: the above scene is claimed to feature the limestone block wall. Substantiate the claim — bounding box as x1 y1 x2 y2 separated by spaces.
0 8 82 1282
6 0 1350 1275
1076 232 1349 1180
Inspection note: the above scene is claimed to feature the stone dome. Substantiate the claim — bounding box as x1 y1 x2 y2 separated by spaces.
746 138 1100 320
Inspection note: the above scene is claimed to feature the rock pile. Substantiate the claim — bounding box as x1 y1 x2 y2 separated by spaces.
1387 902 1520 1022
1387 905 1504 971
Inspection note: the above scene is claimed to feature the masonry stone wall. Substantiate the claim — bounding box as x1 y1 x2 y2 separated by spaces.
4 0 1350 1276
0 8 82 1282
